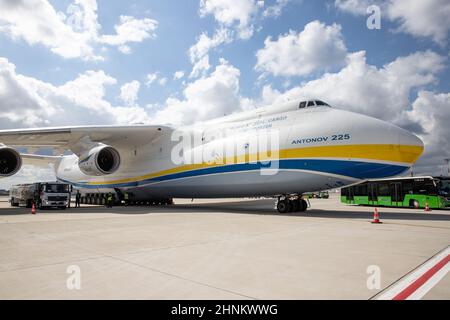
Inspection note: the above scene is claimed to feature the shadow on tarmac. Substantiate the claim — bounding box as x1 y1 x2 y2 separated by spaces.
1 199 449 222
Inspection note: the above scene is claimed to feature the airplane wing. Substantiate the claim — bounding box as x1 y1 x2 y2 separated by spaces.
0 125 173 155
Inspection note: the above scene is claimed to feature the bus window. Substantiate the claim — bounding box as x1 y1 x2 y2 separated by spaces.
414 180 437 195
368 183 377 201
341 187 348 197
390 183 403 202
438 180 450 196
348 186 354 200
403 181 413 195
378 183 390 196
355 184 367 196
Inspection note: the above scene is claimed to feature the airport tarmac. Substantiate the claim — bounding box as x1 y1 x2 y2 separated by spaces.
0 194 449 300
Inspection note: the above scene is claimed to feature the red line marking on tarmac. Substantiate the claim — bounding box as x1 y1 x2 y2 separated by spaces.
392 254 450 300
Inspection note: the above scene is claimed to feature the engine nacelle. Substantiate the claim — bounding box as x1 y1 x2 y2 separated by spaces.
0 146 22 177
78 145 121 176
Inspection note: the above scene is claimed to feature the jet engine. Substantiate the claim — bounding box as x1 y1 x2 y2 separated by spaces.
78 145 121 176
0 146 22 177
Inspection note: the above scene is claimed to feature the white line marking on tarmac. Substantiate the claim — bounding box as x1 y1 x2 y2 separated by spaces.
376 246 450 300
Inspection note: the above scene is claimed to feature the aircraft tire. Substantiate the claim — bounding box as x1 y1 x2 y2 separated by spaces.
291 200 300 212
299 199 308 212
277 200 290 213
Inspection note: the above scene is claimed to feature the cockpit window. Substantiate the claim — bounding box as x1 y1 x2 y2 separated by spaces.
315 100 330 106
299 101 306 109
307 101 315 107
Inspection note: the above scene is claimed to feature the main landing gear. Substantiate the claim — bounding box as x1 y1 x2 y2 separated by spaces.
276 196 308 213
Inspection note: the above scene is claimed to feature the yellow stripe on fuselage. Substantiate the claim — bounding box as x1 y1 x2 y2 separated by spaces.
86 144 424 186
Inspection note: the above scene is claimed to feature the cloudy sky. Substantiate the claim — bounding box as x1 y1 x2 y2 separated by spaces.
0 0 450 188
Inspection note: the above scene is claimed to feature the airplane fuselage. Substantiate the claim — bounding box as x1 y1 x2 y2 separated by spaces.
55 101 424 199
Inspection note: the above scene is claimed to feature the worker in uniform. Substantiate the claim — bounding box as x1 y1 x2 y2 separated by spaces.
67 190 71 208
75 190 81 208
124 192 129 206
106 192 113 208
34 190 40 208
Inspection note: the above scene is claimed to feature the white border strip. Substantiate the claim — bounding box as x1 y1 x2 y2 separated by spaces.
376 246 450 300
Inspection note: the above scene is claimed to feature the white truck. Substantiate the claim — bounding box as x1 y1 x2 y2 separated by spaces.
9 182 72 209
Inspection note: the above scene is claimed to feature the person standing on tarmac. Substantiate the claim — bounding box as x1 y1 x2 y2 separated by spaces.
106 192 113 208
34 190 40 208
124 192 129 206
75 190 81 208
67 190 71 208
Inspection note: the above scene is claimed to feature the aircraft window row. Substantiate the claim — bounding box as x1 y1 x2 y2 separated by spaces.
299 100 330 109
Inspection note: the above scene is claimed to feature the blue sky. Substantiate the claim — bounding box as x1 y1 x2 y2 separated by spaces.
0 0 449 184
1 0 448 108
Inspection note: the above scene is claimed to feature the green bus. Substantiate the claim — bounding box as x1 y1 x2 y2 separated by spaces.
341 176 450 209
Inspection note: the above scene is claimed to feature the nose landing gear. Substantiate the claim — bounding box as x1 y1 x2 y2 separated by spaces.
276 196 308 213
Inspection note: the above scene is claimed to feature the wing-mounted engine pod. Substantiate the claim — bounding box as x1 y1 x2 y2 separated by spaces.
78 145 121 176
0 146 22 177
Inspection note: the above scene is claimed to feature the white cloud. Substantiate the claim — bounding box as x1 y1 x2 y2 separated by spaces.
119 80 140 106
188 28 232 78
0 57 151 128
255 21 348 77
118 45 131 54
334 0 377 15
145 73 168 86
158 77 168 86
0 0 101 60
387 0 450 46
403 91 450 174
199 0 259 39
173 71 185 80
335 0 450 45
0 0 158 60
262 50 445 121
190 1 292 79
145 73 158 86
189 28 232 63
263 0 290 18
151 59 244 125
190 56 211 79
99 15 158 46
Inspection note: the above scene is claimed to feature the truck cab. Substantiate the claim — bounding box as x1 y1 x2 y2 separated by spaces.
10 182 72 209
35 182 72 209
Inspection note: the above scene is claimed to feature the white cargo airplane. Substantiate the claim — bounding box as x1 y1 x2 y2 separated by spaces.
0 99 424 213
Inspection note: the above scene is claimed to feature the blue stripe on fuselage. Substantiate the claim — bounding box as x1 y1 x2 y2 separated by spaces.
58 159 409 189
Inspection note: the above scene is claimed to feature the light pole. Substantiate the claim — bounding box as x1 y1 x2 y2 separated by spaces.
445 159 450 177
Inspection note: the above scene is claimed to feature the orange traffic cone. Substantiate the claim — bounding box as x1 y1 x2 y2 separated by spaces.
424 201 431 212
371 208 382 224
31 203 36 215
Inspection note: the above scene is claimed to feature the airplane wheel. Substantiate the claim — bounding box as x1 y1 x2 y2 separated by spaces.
299 199 308 212
291 200 300 212
277 200 290 213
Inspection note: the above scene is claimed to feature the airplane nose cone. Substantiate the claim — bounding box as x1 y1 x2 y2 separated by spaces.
397 126 424 149
394 126 424 165
329 109 424 166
